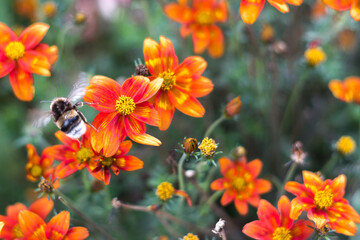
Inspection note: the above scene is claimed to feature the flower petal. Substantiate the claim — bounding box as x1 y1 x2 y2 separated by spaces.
143 38 162 75
121 76 149 102
19 23 49 50
191 25 210 54
46 211 70 239
234 199 249 215
18 210 46 238
9 64 34 101
258 199 280 230
0 23 17 51
291 219 314 240
55 131 80 148
34 44 58 65
307 208 328 229
278 196 293 228
54 161 79 179
163 3 193 23
124 115 161 146
155 90 175 131
0 54 15 78
303 170 323 189
330 174 346 200
210 179 226 190
220 189 235 205
323 0 352 10
189 76 213 98
6 203 27 220
159 36 178 71
254 179 272 194
208 25 225 58
65 227 89 240
214 1 228 22
219 157 234 175
285 0 303 5
351 0 360 21
102 113 125 157
28 198 54 220
169 86 205 117
267 0 289 13
239 0 265 24
132 102 159 126
118 155 144 171
330 218 357 236
285 181 312 198
175 56 207 79
104 167 111 185
243 220 272 240
18 51 51 76
247 158 262 178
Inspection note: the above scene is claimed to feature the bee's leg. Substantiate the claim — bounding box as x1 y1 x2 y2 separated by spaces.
74 102 98 108
76 110 98 132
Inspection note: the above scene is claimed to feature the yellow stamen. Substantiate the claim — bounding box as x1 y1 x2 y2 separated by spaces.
232 177 245 191
196 11 212 25
12 224 24 238
156 182 175 201
76 147 94 163
101 157 115 167
272 227 292 240
183 233 199 240
29 165 43 178
198 137 217 157
336 136 356 155
314 188 334 210
115 95 136 115
5 41 25 60
159 71 176 91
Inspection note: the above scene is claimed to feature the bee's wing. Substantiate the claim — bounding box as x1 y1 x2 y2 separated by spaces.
31 110 52 128
67 72 90 103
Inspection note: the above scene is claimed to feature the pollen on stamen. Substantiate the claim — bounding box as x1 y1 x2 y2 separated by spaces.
5 41 25 60
159 71 176 91
115 95 136 115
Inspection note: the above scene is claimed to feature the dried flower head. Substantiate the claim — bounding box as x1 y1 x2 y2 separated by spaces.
183 138 198 154
336 136 356 155
304 46 326 66
199 137 218 157
183 233 199 240
112 197 122 209
290 141 307 165
212 218 226 234
38 178 54 194
135 64 150 77
272 41 288 54
225 96 242 118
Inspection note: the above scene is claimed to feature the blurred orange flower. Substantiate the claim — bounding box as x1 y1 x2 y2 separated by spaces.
323 0 360 21
210 157 271 215
18 210 89 239
25 144 55 182
84 75 162 157
285 171 360 236
0 198 53 239
0 22 58 101
14 0 38 21
90 140 144 185
239 0 302 24
164 0 228 58
143 36 213 130
329 76 360 104
243 196 314 239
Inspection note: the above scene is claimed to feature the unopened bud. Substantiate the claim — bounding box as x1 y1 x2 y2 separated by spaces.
38 178 54 194
135 64 150 77
225 96 242 118
183 138 198 154
43 1 57 18
74 12 86 25
232 146 246 159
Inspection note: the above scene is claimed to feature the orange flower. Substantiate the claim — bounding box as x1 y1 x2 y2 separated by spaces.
243 196 314 239
0 198 53 239
329 76 360 104
0 22 58 101
25 144 55 182
90 140 144 185
210 157 271 215
143 36 213 130
84 75 162 157
285 171 360 236
164 0 228 58
322 0 360 21
18 210 89 239
239 0 302 24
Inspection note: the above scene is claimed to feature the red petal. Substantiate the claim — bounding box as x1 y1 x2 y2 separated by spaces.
175 56 207 79
247 158 262 178
104 167 111 185
18 210 46 238
243 220 272 239
6 203 27 220
99 113 125 157
258 199 280 230
138 77 163 103
34 44 58 65
9 64 34 101
118 155 144 171
163 3 193 23
0 23 17 51
19 23 49 50
291 219 314 240
208 25 224 58
143 38 162 75
219 157 234 175
46 211 70 239
239 0 265 24
55 130 80 149
132 102 159 126
220 189 235 205
115 140 133 156
159 36 178 71
169 86 205 117
210 178 225 190
180 24 191 37
285 181 312 198
54 161 79 179
278 196 293 228
65 227 89 240
154 90 175 131
124 115 161 146
0 54 15 77
234 199 249 215
44 145 75 162
121 76 149 102
307 208 328 229
28 198 54 220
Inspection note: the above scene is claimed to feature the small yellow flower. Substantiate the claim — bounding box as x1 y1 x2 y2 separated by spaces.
43 1 57 18
156 182 175 201
304 47 326 66
183 233 199 240
336 136 356 155
199 137 218 157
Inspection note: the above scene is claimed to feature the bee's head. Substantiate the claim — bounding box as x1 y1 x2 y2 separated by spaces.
50 97 72 114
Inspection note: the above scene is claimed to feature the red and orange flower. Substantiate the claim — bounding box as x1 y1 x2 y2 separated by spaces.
84 75 162 157
0 22 57 101
285 171 360 236
210 157 271 215
243 196 314 239
25 144 55 182
143 36 213 130
18 210 89 239
0 197 53 239
322 0 360 21
328 76 360 104
239 0 303 24
164 0 228 58
90 140 144 185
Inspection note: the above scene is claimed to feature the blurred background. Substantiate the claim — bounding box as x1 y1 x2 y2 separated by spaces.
0 0 360 239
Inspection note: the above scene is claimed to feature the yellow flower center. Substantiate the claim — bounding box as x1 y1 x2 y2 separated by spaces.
304 47 326 67
232 177 245 191
159 71 176 91
314 188 334 209
117 158 126 168
272 227 292 240
30 165 43 178
5 41 25 60
101 157 115 167
76 147 94 163
196 10 212 25
12 224 24 238
183 233 199 240
115 95 136 115
156 182 175 201
336 136 356 155
198 137 217 157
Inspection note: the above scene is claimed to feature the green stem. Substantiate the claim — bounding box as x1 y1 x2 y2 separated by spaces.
177 153 187 192
55 190 115 240
204 190 223 207
204 115 226 138
278 162 297 198
358 106 360 160
320 153 338 176
140 0 152 36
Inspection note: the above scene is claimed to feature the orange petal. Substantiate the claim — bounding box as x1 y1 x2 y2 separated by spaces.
28 198 54 220
19 23 49 50
174 189 193 207
118 155 144 171
121 76 149 102
330 174 346 200
130 76 163 103
6 203 27 220
116 140 132 155
44 145 75 162
103 167 111 185
26 143 41 165
9 65 34 101
214 1 228 22
0 54 15 77
307 208 328 229
54 131 80 149
54 161 79 179
219 157 234 175
132 102 159 127
285 181 311 197
65 227 89 240
18 210 46 238
175 56 207 79
329 201 360 223
180 24 192 37
247 158 262 178
220 189 235 205
254 179 272 194
278 196 293 228
234 199 249 215
191 26 210 54
289 198 304 220
155 90 175 131
34 44 58 65
322 0 351 10
267 0 289 12
328 79 344 100
18 51 51 76
169 86 205 117
0 23 17 51
101 113 125 157
125 115 161 146
189 76 213 98
208 25 225 58
163 3 193 23
46 211 70 239
159 36 179 71
351 0 360 21
302 170 323 189
290 219 314 239
285 0 303 5
210 178 226 190
257 199 280 229
239 0 265 24
243 220 272 239
143 38 162 75
330 219 357 236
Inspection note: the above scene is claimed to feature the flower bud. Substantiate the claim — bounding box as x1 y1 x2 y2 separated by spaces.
135 64 150 77
183 138 198 154
74 12 86 25
232 146 247 159
225 96 242 118
43 1 57 18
